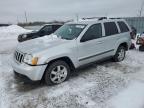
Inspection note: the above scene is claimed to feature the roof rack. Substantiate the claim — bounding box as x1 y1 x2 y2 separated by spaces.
82 17 98 20
82 17 107 21
109 17 121 19
98 17 107 20
80 17 122 22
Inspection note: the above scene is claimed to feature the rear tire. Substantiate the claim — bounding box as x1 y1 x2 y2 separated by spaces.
44 60 70 86
113 46 126 62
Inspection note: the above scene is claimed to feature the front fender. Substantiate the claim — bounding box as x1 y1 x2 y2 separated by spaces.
37 49 78 68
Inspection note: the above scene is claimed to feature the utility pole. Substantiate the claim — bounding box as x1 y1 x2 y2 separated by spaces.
139 0 144 17
24 11 28 23
16 16 19 24
76 13 79 22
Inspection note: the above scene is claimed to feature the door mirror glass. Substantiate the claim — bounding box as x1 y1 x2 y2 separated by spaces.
81 35 95 42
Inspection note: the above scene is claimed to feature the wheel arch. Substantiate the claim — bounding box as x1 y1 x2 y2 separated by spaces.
119 42 129 51
41 56 76 81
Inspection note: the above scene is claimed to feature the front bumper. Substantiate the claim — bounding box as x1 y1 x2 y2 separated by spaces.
11 59 47 81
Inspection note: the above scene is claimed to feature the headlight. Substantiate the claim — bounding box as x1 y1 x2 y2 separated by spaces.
22 34 27 38
24 54 38 65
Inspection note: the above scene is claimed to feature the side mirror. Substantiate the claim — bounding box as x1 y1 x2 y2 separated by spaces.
80 38 87 42
80 35 95 42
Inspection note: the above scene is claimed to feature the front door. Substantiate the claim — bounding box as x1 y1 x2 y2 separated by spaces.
77 23 106 65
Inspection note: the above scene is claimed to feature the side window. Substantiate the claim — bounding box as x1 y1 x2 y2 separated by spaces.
41 25 53 33
104 22 118 36
81 23 102 42
117 21 129 33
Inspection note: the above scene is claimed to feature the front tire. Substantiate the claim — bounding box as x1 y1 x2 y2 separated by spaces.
44 60 70 86
113 46 126 62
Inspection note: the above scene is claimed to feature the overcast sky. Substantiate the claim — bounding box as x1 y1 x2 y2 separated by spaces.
0 0 142 23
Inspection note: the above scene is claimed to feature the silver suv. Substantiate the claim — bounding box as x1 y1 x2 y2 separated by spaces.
12 18 131 85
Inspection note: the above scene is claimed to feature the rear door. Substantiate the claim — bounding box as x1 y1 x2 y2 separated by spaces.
101 22 120 56
117 21 131 47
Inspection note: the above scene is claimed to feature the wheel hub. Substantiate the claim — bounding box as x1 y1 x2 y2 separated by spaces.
118 49 125 61
50 65 68 83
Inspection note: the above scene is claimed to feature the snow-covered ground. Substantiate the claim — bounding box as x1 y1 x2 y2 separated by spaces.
0 25 144 108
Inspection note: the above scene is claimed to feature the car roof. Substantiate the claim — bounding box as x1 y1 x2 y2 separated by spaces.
67 18 126 25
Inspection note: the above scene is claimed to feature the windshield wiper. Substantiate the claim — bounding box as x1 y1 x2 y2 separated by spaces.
53 34 72 40
61 37 72 40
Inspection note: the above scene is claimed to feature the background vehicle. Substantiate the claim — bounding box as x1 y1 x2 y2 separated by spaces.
136 34 144 51
12 18 131 85
18 23 63 42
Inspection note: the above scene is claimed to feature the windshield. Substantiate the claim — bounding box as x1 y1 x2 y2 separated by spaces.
54 24 86 40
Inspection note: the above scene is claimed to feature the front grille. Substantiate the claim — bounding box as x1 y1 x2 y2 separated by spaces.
14 51 25 63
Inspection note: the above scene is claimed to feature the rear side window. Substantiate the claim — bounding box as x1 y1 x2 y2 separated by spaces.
117 21 129 33
81 23 102 42
104 22 118 36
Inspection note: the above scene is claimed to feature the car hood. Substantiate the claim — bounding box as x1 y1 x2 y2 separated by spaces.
16 34 70 54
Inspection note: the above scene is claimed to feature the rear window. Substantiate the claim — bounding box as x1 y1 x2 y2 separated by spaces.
117 21 129 33
104 22 118 36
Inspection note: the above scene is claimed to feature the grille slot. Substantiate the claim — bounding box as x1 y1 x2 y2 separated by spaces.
14 51 24 63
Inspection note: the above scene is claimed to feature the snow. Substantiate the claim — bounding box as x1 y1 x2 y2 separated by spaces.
109 82 144 108
0 25 26 33
0 25 30 53
0 25 144 108
0 25 28 40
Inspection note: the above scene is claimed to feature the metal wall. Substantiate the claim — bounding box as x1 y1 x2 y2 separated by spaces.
123 17 144 33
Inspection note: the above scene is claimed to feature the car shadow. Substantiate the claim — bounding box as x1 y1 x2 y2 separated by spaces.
13 77 45 92
71 58 113 77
